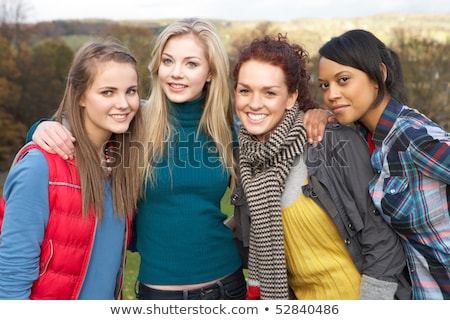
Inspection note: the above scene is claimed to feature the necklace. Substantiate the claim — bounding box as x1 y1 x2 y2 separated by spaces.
101 141 113 175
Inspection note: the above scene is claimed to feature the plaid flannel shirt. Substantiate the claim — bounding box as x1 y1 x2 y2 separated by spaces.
367 99 450 299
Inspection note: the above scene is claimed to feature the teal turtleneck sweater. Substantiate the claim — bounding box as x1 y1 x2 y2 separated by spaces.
136 94 242 285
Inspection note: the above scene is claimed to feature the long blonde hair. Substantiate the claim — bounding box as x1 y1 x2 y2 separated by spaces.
141 18 236 188
54 40 145 219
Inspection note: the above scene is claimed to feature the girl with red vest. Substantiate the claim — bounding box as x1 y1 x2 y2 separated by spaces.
0 40 144 299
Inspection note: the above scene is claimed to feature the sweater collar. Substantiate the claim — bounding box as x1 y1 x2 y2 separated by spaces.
169 91 205 126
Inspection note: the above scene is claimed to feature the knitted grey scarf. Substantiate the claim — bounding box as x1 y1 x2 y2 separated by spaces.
239 103 307 299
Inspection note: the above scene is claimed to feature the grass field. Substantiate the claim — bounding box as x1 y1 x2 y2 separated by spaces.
122 251 141 300
122 188 235 300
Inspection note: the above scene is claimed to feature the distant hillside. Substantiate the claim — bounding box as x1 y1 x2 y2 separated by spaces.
212 13 450 55
34 13 449 54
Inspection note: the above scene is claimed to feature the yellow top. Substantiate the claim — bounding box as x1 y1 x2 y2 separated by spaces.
282 184 361 300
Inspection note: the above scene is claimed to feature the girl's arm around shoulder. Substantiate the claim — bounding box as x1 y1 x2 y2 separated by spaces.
0 148 50 299
27 119 76 160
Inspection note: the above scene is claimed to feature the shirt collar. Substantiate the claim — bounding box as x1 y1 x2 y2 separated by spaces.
372 99 403 147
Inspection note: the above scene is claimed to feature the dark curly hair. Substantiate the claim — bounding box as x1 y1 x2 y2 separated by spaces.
233 33 319 112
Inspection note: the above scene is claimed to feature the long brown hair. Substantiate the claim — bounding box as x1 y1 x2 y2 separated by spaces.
54 40 144 219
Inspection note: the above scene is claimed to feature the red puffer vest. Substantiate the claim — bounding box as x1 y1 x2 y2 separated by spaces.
0 143 131 299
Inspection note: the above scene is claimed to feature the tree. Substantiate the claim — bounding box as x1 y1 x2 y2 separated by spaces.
0 0 31 47
103 24 155 96
17 40 72 126
391 30 450 130
0 109 26 171
0 35 21 112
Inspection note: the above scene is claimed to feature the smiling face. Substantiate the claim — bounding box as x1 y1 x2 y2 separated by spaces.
158 32 212 103
235 60 297 142
80 60 140 148
318 57 382 131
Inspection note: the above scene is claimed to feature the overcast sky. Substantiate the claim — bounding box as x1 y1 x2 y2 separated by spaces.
24 0 449 22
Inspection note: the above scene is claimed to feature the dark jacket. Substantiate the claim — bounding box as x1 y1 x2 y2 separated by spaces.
231 123 411 299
